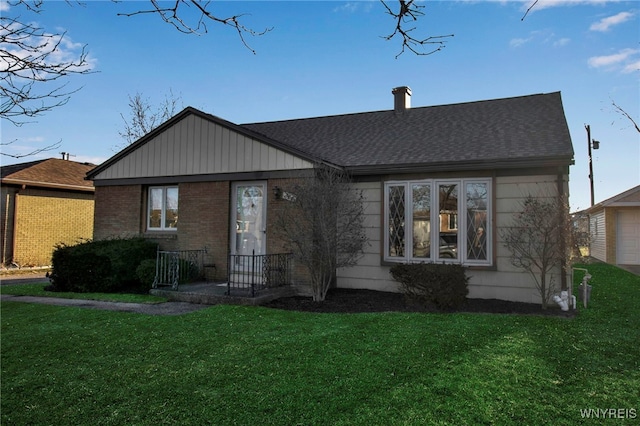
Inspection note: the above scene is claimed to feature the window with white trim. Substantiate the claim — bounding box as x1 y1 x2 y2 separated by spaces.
384 179 491 265
147 186 179 231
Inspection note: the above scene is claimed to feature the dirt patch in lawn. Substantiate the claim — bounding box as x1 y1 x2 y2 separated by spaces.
263 288 576 317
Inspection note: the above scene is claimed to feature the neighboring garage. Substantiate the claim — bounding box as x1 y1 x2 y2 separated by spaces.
618 209 640 265
587 185 640 266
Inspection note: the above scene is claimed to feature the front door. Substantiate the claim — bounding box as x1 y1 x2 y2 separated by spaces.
231 182 267 258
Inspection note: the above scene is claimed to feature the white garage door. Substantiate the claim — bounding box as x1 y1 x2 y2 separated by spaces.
618 210 640 265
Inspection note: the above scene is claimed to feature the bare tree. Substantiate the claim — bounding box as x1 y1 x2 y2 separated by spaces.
116 0 273 55
1 0 94 126
500 194 572 309
611 99 640 134
381 0 453 58
273 166 369 302
118 90 183 146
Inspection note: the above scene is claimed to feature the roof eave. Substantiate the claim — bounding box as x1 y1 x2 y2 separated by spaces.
1 178 95 192
345 157 574 176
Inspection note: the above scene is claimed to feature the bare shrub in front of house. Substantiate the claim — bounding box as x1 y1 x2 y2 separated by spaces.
274 166 369 302
390 263 469 309
500 195 572 309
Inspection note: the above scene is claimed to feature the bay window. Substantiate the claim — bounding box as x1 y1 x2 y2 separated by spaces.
148 186 179 231
384 179 491 265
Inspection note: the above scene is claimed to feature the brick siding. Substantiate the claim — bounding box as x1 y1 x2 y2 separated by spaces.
11 189 93 266
93 185 143 240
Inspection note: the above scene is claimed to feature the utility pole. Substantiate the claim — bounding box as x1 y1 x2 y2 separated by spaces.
585 125 600 207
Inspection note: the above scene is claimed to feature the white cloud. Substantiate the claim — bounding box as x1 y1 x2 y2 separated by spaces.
622 60 640 74
588 48 640 70
0 1 9 12
520 0 615 12
333 2 374 14
0 22 97 76
590 11 635 32
554 37 571 47
510 37 532 47
510 30 569 48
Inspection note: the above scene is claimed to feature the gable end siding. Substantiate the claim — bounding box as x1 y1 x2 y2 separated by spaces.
93 115 313 181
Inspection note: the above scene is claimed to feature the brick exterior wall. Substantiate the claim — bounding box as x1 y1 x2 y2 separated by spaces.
10 189 93 266
177 181 230 280
266 178 313 291
92 179 313 288
93 185 143 240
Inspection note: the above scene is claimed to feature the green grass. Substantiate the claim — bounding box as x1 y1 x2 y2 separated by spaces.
2 263 639 425
0 283 167 303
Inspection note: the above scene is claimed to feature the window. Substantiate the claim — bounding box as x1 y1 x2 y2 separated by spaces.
384 179 491 265
148 186 178 230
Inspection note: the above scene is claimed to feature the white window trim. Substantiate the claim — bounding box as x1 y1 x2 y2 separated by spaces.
147 186 179 231
383 178 492 266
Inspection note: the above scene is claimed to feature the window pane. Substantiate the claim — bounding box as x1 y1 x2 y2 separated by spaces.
149 188 163 228
438 184 458 259
165 187 179 228
388 185 405 257
466 183 488 260
412 184 431 258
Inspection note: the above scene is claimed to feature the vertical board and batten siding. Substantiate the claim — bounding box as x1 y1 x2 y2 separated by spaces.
336 174 569 304
93 115 313 181
589 210 606 262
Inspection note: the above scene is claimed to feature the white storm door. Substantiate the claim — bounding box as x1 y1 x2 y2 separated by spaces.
231 182 267 257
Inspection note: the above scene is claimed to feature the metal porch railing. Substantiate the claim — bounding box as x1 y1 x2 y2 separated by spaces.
227 252 292 297
152 248 207 290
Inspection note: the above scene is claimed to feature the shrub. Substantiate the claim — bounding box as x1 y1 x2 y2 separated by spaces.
49 244 112 292
49 238 157 293
135 259 157 290
390 263 469 309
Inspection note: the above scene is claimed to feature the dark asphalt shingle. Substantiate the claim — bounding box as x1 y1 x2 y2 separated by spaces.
242 92 574 169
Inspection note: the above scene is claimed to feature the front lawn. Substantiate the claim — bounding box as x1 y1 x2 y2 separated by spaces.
1 283 167 303
1 263 638 425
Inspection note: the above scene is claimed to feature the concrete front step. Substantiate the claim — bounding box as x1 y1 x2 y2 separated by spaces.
150 282 296 306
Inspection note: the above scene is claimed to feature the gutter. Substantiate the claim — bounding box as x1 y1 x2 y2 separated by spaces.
0 178 95 192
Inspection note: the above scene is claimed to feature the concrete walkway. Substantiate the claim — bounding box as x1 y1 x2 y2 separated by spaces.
0 294 210 315
619 264 640 276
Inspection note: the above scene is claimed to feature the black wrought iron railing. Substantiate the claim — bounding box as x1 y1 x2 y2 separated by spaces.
152 248 207 290
227 252 292 297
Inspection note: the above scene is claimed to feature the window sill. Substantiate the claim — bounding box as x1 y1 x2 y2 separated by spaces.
381 258 495 270
143 232 178 240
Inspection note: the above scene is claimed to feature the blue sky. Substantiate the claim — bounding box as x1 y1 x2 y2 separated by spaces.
1 0 638 212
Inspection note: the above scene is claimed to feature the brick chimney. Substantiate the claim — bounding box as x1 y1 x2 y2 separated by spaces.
392 86 411 112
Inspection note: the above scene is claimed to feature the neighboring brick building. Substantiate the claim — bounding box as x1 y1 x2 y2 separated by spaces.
1 158 96 267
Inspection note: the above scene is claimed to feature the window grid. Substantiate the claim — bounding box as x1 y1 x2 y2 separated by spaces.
384 179 491 266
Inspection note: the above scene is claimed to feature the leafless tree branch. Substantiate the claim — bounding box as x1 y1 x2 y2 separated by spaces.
380 0 453 59
116 0 273 54
521 0 539 21
0 138 62 158
611 99 640 134
1 1 95 125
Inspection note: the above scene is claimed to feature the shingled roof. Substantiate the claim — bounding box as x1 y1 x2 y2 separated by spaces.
242 92 574 174
1 158 95 191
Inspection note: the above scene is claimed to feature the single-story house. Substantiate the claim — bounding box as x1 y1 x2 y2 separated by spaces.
1 158 95 267
586 185 640 266
86 88 575 304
